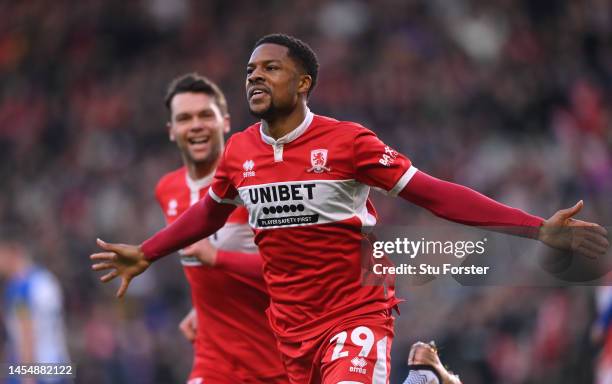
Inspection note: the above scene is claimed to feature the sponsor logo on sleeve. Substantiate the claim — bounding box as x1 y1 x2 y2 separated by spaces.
378 146 398 167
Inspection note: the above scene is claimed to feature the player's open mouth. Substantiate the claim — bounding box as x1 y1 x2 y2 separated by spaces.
248 87 270 100
188 137 210 145
250 91 269 102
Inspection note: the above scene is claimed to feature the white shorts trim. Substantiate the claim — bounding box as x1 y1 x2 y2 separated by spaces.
372 336 388 384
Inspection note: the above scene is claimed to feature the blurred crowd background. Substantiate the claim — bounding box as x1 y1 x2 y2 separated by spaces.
1 0 611 383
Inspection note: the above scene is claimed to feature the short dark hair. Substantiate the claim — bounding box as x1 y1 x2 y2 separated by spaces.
254 34 319 97
164 73 228 115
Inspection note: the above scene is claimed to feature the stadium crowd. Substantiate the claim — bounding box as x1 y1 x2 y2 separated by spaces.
0 0 610 382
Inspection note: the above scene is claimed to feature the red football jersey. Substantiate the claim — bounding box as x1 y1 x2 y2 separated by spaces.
155 167 286 379
210 111 417 341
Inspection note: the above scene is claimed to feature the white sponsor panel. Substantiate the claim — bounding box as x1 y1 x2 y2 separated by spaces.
237 179 374 230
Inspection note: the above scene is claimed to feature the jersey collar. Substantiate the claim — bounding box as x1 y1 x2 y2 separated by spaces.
259 108 314 146
185 169 214 190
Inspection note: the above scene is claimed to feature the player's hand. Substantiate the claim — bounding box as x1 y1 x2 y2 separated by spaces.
408 341 441 367
538 200 609 259
179 308 198 342
407 341 462 384
90 238 151 298
182 238 217 267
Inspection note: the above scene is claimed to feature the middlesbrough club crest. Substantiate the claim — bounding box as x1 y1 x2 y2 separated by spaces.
307 149 331 173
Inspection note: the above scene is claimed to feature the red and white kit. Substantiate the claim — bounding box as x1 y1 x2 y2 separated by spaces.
155 167 287 384
210 110 414 383
145 109 544 383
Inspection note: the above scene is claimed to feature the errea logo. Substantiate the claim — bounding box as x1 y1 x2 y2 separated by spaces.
167 199 178 216
349 356 367 374
243 159 256 178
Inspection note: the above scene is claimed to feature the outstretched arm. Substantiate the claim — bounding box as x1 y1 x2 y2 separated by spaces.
351 127 608 257
399 170 543 231
399 170 609 257
142 193 236 260
91 193 236 297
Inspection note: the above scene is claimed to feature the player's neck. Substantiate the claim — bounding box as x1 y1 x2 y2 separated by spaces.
185 158 218 181
264 103 307 140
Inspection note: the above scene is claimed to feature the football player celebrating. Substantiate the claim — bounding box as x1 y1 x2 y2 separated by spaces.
92 34 608 383
127 73 287 383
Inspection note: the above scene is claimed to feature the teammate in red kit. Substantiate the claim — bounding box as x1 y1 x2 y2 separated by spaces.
132 73 287 383
91 34 609 383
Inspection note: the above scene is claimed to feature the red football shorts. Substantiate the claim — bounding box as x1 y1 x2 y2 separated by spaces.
188 357 289 384
277 310 394 384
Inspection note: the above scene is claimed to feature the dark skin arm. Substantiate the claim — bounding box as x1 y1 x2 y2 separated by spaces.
537 200 609 259
91 201 608 298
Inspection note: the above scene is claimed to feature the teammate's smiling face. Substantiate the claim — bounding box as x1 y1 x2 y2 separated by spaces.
246 43 309 120
168 92 229 166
